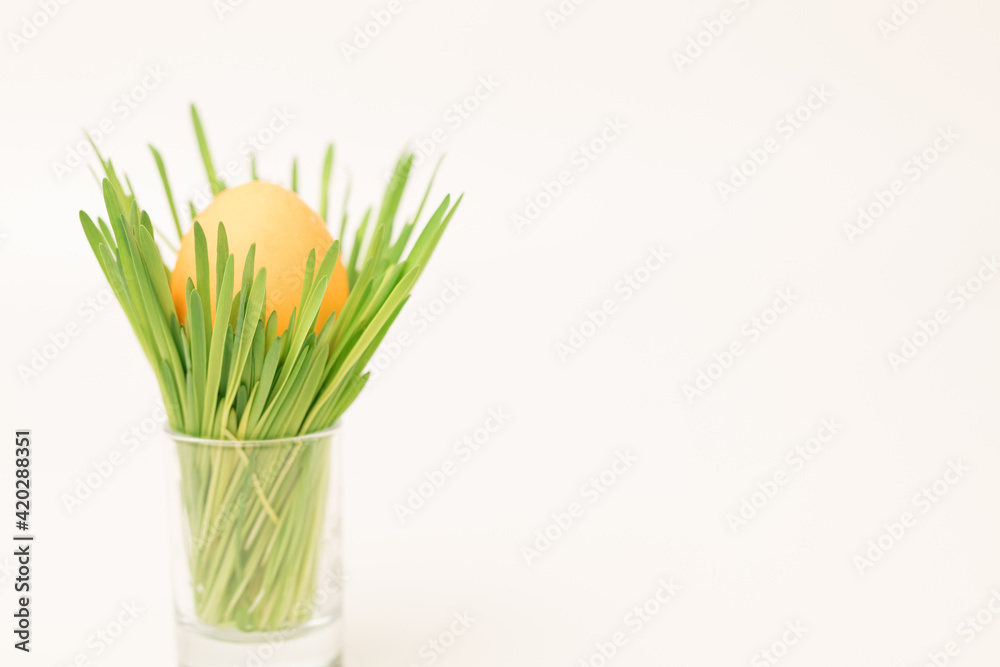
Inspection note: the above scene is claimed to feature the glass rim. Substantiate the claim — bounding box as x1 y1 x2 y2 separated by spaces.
165 421 341 447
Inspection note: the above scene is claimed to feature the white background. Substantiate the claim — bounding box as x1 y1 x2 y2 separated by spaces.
2 0 1000 665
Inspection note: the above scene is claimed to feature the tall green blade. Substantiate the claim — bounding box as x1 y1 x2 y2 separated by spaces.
319 144 334 222
191 105 225 196
150 144 183 241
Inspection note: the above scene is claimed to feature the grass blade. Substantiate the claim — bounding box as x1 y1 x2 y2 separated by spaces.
319 144 334 222
150 144 183 241
191 105 225 196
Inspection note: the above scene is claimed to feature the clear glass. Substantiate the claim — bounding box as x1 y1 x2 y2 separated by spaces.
164 425 343 667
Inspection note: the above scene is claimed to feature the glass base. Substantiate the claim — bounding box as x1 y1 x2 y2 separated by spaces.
176 615 342 667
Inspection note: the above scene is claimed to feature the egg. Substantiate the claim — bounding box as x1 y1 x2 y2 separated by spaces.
169 181 349 332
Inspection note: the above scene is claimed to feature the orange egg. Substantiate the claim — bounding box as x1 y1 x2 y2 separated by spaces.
170 181 348 333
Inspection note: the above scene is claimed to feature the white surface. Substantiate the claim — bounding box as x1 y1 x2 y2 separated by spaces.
2 0 1000 665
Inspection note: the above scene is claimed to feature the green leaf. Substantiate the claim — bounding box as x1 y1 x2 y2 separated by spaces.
80 212 114 278
259 342 315 438
251 319 265 384
241 244 256 292
273 345 328 437
375 153 413 255
411 154 444 228
404 194 462 282
326 372 369 426
193 222 213 344
346 208 370 287
185 371 198 433
97 243 147 358
203 256 234 436
102 180 124 233
150 144 183 241
216 222 229 304
235 384 248 422
191 105 225 195
319 144 334 222
136 225 175 319
108 212 153 346
402 196 449 275
304 266 419 431
187 288 208 433
264 311 278 353
297 249 316 320
329 259 373 352
225 268 267 408
244 335 281 437
97 217 115 248
386 220 416 266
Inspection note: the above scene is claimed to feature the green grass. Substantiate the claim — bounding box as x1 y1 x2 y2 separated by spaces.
79 105 460 631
